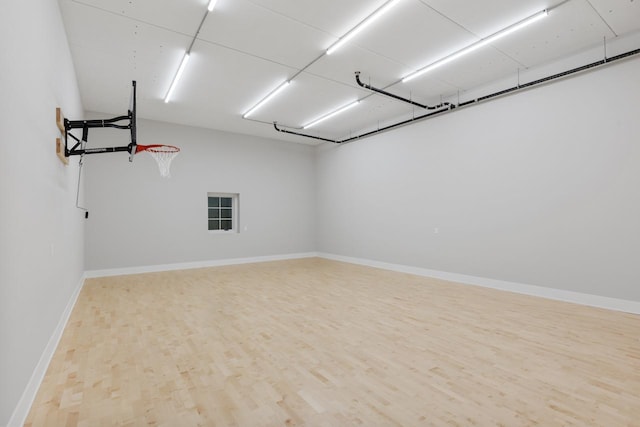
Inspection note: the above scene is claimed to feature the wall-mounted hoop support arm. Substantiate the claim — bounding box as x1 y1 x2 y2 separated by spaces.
64 115 136 158
63 80 138 161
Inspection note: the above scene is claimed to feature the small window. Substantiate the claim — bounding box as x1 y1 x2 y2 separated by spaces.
207 193 238 232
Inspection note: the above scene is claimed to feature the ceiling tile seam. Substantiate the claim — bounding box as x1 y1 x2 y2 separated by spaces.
294 45 640 144
176 0 423 123
276 4 562 134
189 37 382 118
416 0 567 41
62 25 419 99
292 0 556 104
193 37 300 71
268 45 461 127
188 10 212 54
69 0 196 39
239 0 418 75
243 0 338 38
583 0 619 37
325 0 404 55
190 34 449 117
416 0 479 35
235 0 413 78
298 68 460 115
414 0 537 70
243 0 405 127
399 26 639 108
164 4 216 103
394 5 576 88
244 0 430 61
413 0 598 71
245 38 415 92
481 0 610 73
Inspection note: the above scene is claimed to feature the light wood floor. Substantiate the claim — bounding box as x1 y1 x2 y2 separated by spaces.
25 258 640 426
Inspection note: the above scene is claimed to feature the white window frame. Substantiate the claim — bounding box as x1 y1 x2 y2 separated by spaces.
207 192 239 233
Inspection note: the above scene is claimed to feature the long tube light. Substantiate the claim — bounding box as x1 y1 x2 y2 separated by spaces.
303 101 360 129
243 80 290 118
326 0 403 55
163 1 216 103
164 52 191 103
402 9 548 83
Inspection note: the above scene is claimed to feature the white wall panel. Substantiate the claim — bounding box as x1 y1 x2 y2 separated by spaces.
316 56 640 301
83 120 316 270
0 0 85 424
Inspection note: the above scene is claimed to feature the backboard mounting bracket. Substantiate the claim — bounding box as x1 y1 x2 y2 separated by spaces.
59 80 138 162
55 109 69 165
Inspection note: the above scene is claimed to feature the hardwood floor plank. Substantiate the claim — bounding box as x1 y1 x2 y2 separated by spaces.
25 258 640 426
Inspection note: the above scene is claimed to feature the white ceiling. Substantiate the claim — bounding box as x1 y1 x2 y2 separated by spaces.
58 0 640 144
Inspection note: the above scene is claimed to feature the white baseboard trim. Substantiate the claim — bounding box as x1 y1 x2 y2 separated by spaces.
85 252 320 278
318 253 640 314
7 273 86 427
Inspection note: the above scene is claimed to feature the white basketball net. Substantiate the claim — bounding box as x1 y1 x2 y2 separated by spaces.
146 146 180 178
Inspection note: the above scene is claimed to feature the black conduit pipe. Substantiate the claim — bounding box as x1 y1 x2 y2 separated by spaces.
355 71 450 110
460 47 640 106
273 123 339 143
274 47 640 144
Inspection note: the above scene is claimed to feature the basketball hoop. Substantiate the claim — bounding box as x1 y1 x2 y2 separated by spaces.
59 82 181 178
136 144 180 177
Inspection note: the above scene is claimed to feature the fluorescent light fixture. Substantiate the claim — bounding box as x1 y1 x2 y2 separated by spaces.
164 52 191 103
303 100 360 129
243 80 290 118
326 0 402 55
402 9 548 83
207 0 217 12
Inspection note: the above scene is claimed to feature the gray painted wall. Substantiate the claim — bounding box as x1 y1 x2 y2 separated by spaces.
84 119 316 270
316 56 640 301
0 0 85 424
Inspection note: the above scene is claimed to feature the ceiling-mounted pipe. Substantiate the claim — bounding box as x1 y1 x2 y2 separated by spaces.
273 123 338 143
458 47 640 105
355 71 450 110
275 47 640 144
273 106 453 144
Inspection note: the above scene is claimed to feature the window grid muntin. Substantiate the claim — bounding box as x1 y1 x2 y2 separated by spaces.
207 194 237 232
